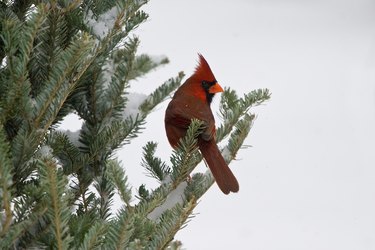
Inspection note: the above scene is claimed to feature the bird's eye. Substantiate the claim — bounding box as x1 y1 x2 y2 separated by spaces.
201 80 216 90
201 80 209 90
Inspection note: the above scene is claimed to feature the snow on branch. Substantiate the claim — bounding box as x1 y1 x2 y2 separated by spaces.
147 181 188 221
85 6 119 39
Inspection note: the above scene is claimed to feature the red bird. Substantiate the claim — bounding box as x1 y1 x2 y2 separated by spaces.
165 54 239 194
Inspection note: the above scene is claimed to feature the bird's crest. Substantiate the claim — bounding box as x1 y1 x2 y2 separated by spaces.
193 54 216 82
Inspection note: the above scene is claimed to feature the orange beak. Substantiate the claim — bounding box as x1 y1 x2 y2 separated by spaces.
208 82 224 94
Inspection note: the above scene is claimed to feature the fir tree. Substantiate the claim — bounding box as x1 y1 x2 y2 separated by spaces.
0 1 270 249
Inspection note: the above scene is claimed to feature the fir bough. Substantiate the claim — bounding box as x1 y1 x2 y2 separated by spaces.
0 1 270 249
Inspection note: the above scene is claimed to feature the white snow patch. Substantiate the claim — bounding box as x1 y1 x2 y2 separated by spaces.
58 113 83 131
122 92 148 119
85 6 120 39
161 175 172 185
102 58 115 89
39 145 53 157
147 181 188 221
221 146 231 162
0 56 7 69
30 98 36 108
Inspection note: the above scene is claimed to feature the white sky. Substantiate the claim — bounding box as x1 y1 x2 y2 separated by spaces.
63 0 375 249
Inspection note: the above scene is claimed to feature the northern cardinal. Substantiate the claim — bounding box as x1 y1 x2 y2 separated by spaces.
164 54 239 194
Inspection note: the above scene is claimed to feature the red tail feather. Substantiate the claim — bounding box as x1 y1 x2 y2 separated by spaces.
198 139 239 194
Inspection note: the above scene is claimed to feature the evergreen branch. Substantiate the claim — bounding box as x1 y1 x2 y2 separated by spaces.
83 115 145 158
140 72 185 114
97 37 139 121
107 159 132 206
91 41 172 124
172 89 269 225
141 142 170 182
82 1 140 71
68 213 98 249
146 181 187 222
85 0 148 42
93 173 115 220
132 53 169 78
0 4 47 121
240 88 271 111
46 163 68 250
216 88 244 142
143 120 203 223
126 217 154 248
137 184 150 201
74 3 170 157
10 0 33 20
0 126 13 236
0 219 34 249
184 173 211 199
9 169 55 248
106 209 134 249
135 184 173 220
69 115 145 200
115 52 169 85
79 221 108 250
7 197 54 249
148 198 197 250
10 30 93 188
188 113 256 199
46 131 85 175
183 114 257 198
33 34 94 130
105 71 184 151
20 4 47 71
84 0 148 68
12 182 43 223
106 202 154 249
62 0 82 13
11 126 44 186
226 113 255 160
216 87 270 142
170 119 203 185
38 158 72 250
82 68 183 162
121 3 148 35
29 3 72 97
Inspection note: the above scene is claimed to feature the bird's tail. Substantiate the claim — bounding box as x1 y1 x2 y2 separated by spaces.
198 139 239 194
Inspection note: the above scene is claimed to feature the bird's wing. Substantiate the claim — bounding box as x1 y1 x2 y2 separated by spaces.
165 96 216 140
165 103 192 129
